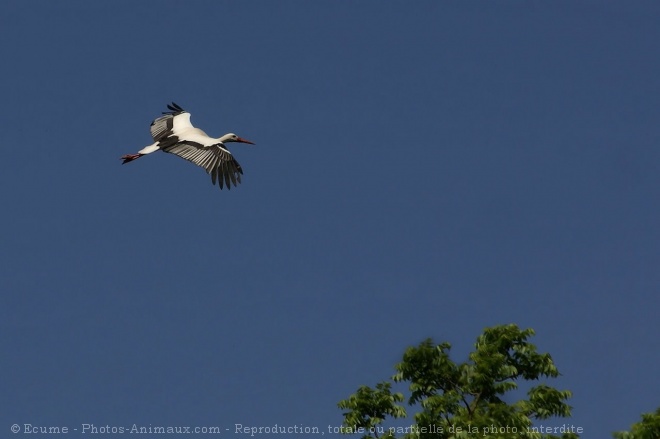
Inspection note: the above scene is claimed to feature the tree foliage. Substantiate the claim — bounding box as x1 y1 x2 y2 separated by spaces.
613 407 660 439
338 324 579 439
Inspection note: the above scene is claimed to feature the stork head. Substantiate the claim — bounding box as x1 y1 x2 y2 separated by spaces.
221 133 255 145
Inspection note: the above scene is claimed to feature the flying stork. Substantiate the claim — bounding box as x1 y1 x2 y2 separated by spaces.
121 102 254 190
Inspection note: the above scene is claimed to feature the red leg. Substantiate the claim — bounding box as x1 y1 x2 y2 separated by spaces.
121 153 142 164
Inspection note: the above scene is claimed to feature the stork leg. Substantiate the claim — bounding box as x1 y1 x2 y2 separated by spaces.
121 143 161 164
121 153 143 164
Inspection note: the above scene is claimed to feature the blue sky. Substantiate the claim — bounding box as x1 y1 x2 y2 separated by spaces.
1 1 659 437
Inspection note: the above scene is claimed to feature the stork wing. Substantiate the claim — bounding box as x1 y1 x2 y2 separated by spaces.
162 141 243 190
150 102 194 142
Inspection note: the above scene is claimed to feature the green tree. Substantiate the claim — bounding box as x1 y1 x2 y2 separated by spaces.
338 324 579 439
613 407 660 439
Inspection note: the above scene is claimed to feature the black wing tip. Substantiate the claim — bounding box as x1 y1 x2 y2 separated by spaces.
163 101 186 115
211 168 242 190
208 157 244 190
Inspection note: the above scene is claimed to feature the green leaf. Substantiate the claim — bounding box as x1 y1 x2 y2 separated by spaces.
338 324 583 439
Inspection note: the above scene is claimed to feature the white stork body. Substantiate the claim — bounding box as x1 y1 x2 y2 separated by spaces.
122 102 254 190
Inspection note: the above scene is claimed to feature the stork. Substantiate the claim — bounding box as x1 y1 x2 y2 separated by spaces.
121 102 254 190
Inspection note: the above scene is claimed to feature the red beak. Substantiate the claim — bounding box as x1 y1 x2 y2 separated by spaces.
237 137 255 145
